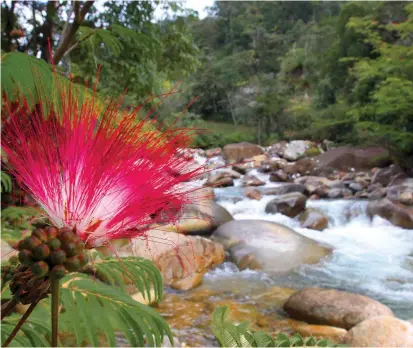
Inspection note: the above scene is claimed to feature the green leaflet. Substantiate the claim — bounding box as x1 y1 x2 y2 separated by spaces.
211 306 346 348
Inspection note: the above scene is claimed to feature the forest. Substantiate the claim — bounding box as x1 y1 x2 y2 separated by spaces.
2 1 413 164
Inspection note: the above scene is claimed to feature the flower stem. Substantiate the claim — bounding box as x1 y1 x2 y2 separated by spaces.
2 299 39 347
1 299 18 321
51 278 60 347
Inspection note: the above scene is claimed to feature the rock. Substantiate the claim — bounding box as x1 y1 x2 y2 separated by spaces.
368 187 387 200
205 172 234 187
232 163 249 175
241 174 265 187
269 141 288 157
388 172 410 187
294 176 336 193
283 140 312 161
313 185 330 198
387 183 413 205
269 170 289 182
313 146 392 172
283 288 393 330
343 316 413 347
212 220 331 272
205 147 222 158
257 164 273 173
263 183 309 196
309 194 320 200
285 158 317 176
132 230 225 290
367 198 413 229
265 192 307 217
299 208 329 231
371 165 404 187
291 323 347 343
245 188 262 201
349 182 364 192
223 142 263 162
327 188 353 199
368 183 383 192
250 154 268 167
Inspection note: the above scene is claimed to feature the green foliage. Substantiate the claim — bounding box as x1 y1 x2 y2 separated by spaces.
304 147 322 157
211 306 345 347
1 171 12 193
1 255 172 347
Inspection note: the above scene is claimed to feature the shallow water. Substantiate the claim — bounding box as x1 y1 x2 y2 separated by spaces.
211 171 413 319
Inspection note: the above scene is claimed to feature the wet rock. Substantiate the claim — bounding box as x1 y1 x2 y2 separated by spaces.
212 220 331 272
283 288 393 330
265 192 307 217
269 141 288 157
223 142 263 162
269 170 289 182
232 163 249 175
309 194 320 200
205 172 234 187
388 172 410 187
250 154 268 167
313 146 392 172
349 182 364 192
205 147 222 158
244 188 262 200
313 185 330 198
368 183 384 192
132 230 225 290
371 165 404 187
299 208 329 231
327 188 353 199
367 198 413 229
294 176 336 193
257 164 273 173
285 158 317 176
343 316 413 347
368 187 387 200
283 141 312 161
387 182 413 205
263 183 309 196
241 174 265 187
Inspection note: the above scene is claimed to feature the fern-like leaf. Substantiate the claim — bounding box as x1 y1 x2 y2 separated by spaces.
58 274 172 347
1 171 12 193
90 254 164 303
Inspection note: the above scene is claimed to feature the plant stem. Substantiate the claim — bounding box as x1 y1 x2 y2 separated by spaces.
51 278 60 347
1 298 18 321
2 299 39 347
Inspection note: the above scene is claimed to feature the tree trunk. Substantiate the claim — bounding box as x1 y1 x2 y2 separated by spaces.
226 90 237 126
40 1 57 62
53 1 95 65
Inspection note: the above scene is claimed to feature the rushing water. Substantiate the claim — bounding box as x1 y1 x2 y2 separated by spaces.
206 170 413 320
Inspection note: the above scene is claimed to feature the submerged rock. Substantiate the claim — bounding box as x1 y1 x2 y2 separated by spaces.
367 198 413 229
283 288 393 330
343 316 413 347
265 192 307 217
212 220 331 272
299 208 329 231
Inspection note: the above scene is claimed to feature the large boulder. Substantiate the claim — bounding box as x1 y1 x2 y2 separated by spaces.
262 183 309 196
371 165 404 187
299 208 329 231
212 220 331 272
223 142 263 162
265 192 307 217
367 198 413 229
343 316 413 347
283 288 393 330
269 141 288 157
132 230 225 290
313 146 391 172
283 141 312 161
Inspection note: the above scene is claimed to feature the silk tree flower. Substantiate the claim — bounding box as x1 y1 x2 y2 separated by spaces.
1 79 209 249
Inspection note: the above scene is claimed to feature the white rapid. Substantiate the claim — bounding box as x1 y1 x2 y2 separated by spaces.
204 170 413 319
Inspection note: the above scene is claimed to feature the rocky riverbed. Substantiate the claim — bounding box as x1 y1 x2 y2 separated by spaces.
127 140 413 347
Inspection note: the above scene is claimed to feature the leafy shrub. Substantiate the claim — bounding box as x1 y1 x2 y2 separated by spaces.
305 147 322 157
211 306 346 347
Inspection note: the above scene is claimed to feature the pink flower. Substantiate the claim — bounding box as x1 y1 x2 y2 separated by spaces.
2 77 207 248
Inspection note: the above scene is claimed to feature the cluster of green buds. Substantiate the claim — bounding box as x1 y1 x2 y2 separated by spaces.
17 226 89 280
